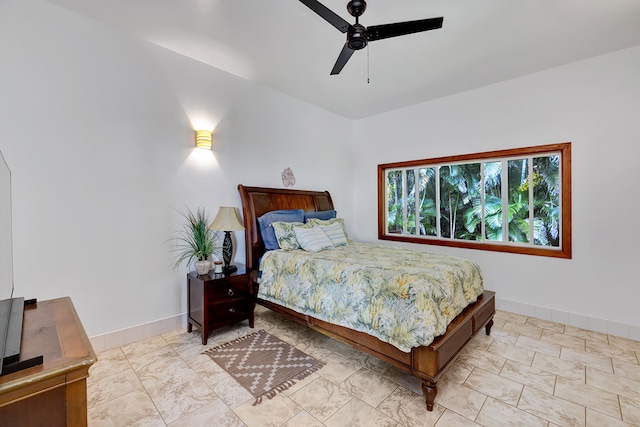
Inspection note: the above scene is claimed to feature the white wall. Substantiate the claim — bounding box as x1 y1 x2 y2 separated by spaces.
351 46 640 337
0 0 353 339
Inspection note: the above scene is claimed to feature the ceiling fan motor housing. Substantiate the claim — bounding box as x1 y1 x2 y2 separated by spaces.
348 24 367 50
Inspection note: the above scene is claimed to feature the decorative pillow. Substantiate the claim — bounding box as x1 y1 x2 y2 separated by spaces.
304 210 337 222
306 217 349 241
272 221 308 250
317 222 348 246
294 226 334 252
257 210 305 250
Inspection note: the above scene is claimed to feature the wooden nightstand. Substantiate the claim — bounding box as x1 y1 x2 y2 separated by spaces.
187 267 254 345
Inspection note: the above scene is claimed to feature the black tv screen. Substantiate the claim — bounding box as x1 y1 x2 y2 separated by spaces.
0 150 14 372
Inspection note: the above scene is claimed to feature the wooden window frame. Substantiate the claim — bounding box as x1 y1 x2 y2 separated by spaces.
377 142 572 259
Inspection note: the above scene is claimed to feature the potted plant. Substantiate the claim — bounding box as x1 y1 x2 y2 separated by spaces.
169 206 222 275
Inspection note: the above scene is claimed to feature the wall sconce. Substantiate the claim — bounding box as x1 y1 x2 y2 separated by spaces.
195 130 213 150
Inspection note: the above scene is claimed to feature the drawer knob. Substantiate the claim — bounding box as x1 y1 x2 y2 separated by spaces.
227 289 234 297
229 307 236 313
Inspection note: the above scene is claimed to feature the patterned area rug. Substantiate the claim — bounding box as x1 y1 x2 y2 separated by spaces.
204 329 324 405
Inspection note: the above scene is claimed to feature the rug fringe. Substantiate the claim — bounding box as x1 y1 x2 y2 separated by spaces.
251 361 325 406
203 329 265 354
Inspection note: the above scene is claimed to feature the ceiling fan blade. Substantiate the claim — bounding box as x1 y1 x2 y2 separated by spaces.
330 43 356 75
299 0 350 33
366 17 444 41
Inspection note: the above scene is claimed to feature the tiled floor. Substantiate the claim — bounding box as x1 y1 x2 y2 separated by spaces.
87 307 640 426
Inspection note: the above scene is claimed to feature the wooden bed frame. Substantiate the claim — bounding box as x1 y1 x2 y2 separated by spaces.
238 184 495 411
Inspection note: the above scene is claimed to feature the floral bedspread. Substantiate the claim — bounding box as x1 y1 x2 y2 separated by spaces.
258 242 484 352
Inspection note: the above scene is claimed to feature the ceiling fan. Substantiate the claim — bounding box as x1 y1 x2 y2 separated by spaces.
299 0 444 75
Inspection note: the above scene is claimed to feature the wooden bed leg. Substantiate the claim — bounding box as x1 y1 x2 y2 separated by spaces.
421 380 437 411
485 318 494 335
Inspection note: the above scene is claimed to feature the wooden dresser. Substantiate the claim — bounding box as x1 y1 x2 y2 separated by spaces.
0 297 96 427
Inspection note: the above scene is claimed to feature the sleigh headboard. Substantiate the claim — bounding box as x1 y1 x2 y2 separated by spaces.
237 185 334 271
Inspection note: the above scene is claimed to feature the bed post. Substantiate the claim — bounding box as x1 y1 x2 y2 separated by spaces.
485 318 494 335
421 380 437 411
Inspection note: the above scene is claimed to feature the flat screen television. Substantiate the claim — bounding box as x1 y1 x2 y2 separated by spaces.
0 149 16 374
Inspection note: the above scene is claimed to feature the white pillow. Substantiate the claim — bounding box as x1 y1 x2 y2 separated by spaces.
294 225 334 252
317 222 348 246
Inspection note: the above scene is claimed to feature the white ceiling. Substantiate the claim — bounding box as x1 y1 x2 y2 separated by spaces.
45 0 640 119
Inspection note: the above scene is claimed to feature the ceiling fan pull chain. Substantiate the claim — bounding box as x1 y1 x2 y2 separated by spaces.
367 44 370 84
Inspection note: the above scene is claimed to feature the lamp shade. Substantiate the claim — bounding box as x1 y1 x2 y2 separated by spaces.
195 130 212 150
210 207 244 231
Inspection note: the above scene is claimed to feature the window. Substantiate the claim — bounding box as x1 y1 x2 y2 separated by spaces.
378 143 571 258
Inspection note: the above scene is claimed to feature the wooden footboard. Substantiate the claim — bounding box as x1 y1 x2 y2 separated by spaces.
257 284 495 411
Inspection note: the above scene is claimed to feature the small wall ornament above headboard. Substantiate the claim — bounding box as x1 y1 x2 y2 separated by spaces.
281 167 295 188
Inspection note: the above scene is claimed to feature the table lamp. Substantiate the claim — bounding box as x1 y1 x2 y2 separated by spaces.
209 206 245 274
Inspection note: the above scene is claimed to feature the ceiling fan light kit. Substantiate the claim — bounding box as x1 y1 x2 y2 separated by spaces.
299 0 443 75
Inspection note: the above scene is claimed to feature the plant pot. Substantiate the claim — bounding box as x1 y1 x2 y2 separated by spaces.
195 260 212 275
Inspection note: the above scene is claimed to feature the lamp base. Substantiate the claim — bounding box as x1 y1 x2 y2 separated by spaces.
223 265 238 275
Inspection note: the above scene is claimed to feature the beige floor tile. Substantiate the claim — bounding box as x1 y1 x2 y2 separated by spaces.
586 367 640 401
495 310 529 324
457 346 507 375
281 411 325 427
434 409 481 426
122 335 171 360
586 340 639 364
88 367 145 408
289 376 354 421
499 359 556 394
88 348 131 383
317 352 362 384
147 376 216 424
210 376 253 409
532 352 586 382
526 317 565 333
377 387 444 427
608 335 640 353
540 330 586 351
564 325 608 344
518 386 586 426
464 368 523 406
619 395 640 425
554 376 621 419
86 309 640 427
382 365 423 395
476 396 547 427
234 393 303 427
340 367 398 407
168 398 244 427
501 321 543 339
487 339 535 365
560 347 613 373
88 389 161 427
613 359 640 381
515 334 561 357
442 361 472 384
324 397 397 427
347 351 393 375
136 355 203 397
587 408 637 427
434 380 486 420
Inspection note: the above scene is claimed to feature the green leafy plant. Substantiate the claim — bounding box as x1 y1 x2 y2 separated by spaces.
169 206 221 270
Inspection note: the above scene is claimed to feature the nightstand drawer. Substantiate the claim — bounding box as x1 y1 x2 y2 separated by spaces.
210 299 249 323
208 278 248 300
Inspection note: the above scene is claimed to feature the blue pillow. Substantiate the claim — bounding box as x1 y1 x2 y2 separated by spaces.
304 210 337 222
258 209 305 250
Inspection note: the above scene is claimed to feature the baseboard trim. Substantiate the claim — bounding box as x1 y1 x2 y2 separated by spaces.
89 299 640 353
89 313 188 353
496 297 640 341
